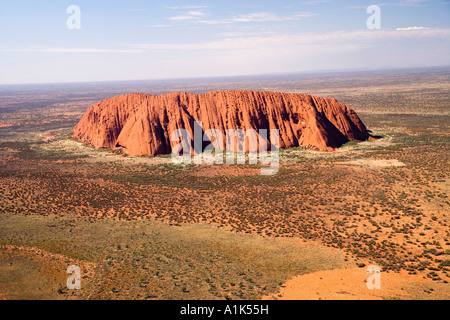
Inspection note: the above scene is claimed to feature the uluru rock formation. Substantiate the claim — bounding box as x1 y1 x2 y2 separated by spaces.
73 90 369 156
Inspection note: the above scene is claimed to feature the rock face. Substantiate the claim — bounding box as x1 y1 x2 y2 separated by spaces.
73 91 369 156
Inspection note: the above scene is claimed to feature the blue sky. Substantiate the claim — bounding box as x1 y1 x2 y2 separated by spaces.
0 0 449 84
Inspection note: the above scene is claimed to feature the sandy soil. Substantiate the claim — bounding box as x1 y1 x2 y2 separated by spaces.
264 267 450 300
193 165 261 177
0 245 95 300
38 137 172 166
339 159 405 169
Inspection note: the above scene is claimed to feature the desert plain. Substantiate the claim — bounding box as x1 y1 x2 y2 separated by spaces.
0 67 449 300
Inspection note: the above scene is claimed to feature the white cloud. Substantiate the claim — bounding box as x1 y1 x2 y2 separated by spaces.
347 0 429 9
193 11 316 25
166 5 208 10
168 9 206 21
230 11 316 22
216 31 278 38
185 11 205 16
133 27 450 79
231 12 286 22
396 26 431 30
6 28 446 56
132 28 450 51
169 15 200 21
0 47 142 54
379 0 429 7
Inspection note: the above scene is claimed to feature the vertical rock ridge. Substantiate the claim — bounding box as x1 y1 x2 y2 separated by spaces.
73 90 369 156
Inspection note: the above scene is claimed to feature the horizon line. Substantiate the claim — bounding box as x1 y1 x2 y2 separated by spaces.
1 65 449 87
